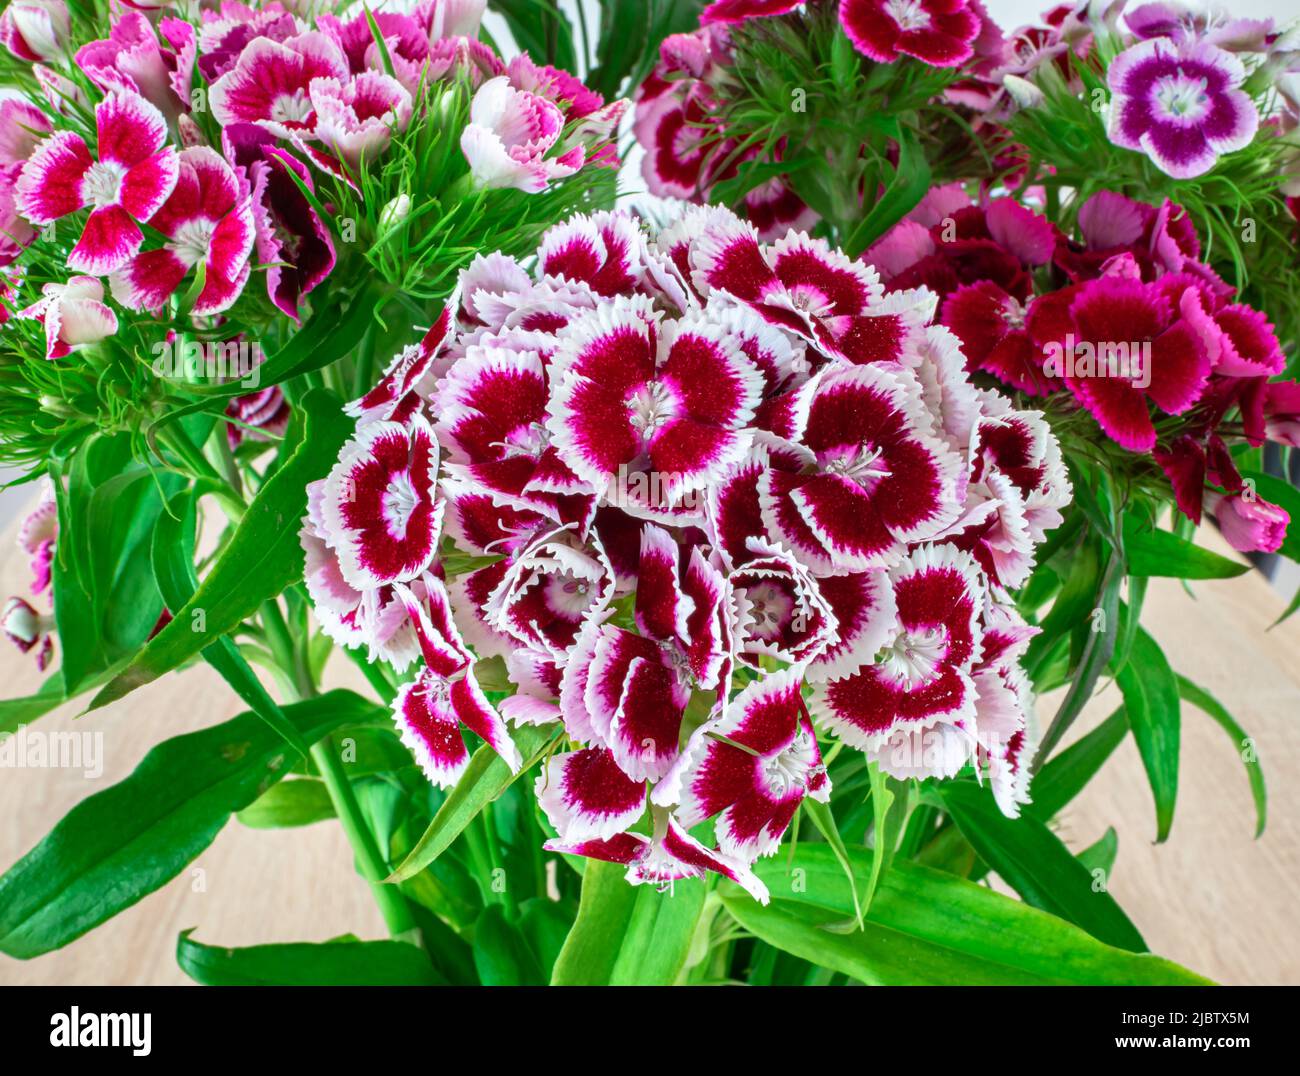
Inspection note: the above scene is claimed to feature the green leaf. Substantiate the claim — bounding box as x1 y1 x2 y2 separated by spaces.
472 904 546 985
489 0 577 72
176 930 441 985
937 781 1146 953
1117 627 1181 842
550 860 708 985
90 390 353 711
236 779 335 829
388 725 555 882
1029 706 1127 820
1076 827 1119 875
1122 517 1249 579
0 689 382 958
1177 675 1266 837
720 845 1209 985
152 483 307 756
842 120 932 256
802 798 863 929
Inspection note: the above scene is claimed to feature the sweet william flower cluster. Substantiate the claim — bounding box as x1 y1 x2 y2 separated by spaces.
305 205 1071 901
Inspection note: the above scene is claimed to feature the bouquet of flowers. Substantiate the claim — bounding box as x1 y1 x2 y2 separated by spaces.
0 0 1292 987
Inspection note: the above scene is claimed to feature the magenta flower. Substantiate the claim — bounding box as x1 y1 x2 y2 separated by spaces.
223 123 335 322
391 578 522 788
1047 276 1212 453
208 31 350 138
2 595 53 671
16 90 180 275
1107 36 1258 179
839 0 982 67
109 146 256 316
17 481 57 595
74 11 195 121
0 90 52 169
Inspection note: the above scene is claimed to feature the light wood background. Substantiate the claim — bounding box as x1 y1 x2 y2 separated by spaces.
0 502 1295 985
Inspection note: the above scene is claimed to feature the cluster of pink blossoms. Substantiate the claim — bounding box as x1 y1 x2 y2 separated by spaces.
303 205 1071 900
868 182 1300 551
0 1 623 328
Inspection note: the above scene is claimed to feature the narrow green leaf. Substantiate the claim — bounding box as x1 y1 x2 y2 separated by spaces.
1076 827 1119 875
1117 627 1181 842
388 725 555 882
938 781 1146 953
473 905 546 985
720 845 1209 985
1177 675 1266 837
177 929 441 985
1123 518 1249 579
0 690 382 958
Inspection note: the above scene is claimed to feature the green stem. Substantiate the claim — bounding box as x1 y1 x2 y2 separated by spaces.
263 598 418 941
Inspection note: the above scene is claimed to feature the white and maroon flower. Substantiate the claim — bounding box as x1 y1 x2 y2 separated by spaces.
349 309 451 428
18 276 117 360
393 574 524 779
435 327 598 526
0 0 68 63
691 207 931 365
840 0 982 67
536 745 646 842
667 670 829 862
547 297 762 511
804 569 898 682
973 662 1034 817
758 364 965 573
813 544 985 771
16 91 179 275
223 124 335 322
318 414 444 590
109 146 255 316
1107 36 1258 179
545 807 769 903
730 540 837 667
480 527 616 664
209 31 350 138
310 72 413 167
460 75 584 193
2 595 52 670
225 385 290 450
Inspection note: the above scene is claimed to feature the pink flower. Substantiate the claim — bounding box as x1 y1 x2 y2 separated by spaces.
460 76 585 193
18 276 118 360
0 0 69 63
17 480 57 595
1207 490 1290 554
1107 37 1258 179
309 72 413 167
16 91 180 275
110 146 255 316
75 11 194 121
839 0 982 68
1261 381 1300 447
0 90 52 169
0 167 36 266
209 31 350 138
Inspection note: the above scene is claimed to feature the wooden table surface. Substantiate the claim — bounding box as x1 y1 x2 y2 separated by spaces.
0 505 1295 986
